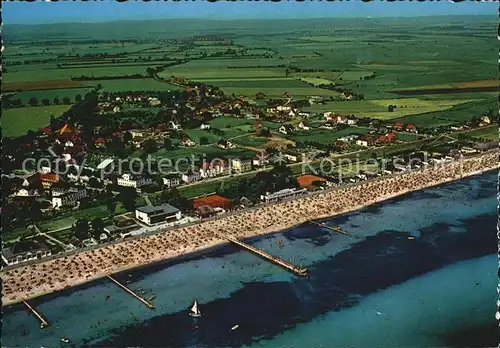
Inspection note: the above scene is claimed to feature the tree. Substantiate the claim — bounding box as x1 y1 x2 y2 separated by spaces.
75 94 83 103
388 105 396 112
199 136 209 145
117 187 137 211
160 188 192 212
74 219 90 241
164 138 173 150
62 97 71 105
91 217 105 239
146 67 155 77
53 97 61 105
106 200 117 216
259 128 272 137
123 131 133 145
41 98 50 106
142 139 157 154
28 97 38 107
89 177 102 188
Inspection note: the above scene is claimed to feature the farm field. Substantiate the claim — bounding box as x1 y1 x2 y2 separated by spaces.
2 105 72 138
97 78 183 92
284 127 370 145
184 129 221 144
305 98 479 120
3 79 90 92
390 79 498 91
158 66 286 80
4 65 149 83
394 97 496 127
230 135 269 148
13 88 94 104
462 126 498 140
144 144 257 164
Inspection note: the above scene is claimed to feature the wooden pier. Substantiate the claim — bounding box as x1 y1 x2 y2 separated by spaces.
22 299 50 329
226 237 308 276
309 220 350 236
106 275 155 310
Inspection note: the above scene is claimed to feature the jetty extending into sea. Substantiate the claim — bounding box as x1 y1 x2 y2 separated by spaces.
106 274 155 310
22 299 50 328
226 236 308 276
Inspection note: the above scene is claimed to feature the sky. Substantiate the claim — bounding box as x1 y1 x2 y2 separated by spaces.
3 1 497 25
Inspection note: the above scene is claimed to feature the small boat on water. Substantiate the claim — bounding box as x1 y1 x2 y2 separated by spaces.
231 324 239 331
61 338 70 343
408 236 415 240
149 295 156 301
189 299 202 317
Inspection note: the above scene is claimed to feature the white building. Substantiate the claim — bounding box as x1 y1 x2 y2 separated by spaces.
200 124 211 130
253 153 269 167
277 105 291 112
1 244 51 266
356 139 369 147
297 121 310 131
129 129 144 139
149 97 161 106
346 116 358 126
338 134 359 142
162 173 182 188
117 173 153 188
230 158 252 173
200 163 228 178
135 203 182 226
169 121 182 131
260 188 307 203
52 187 87 208
182 169 201 183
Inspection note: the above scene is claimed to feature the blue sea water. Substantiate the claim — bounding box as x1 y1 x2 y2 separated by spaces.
2 171 498 347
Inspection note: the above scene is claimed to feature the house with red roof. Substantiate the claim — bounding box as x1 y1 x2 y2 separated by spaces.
94 138 106 149
378 132 397 144
406 124 418 133
386 132 397 142
393 122 405 130
40 173 60 189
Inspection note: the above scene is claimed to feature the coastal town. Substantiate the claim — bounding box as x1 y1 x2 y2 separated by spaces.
2 4 500 347
2 16 499 315
2 73 498 273
2 71 499 304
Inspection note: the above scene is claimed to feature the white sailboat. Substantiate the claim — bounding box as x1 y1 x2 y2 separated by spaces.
189 299 202 317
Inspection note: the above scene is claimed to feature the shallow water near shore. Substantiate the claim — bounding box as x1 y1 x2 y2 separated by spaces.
2 170 498 347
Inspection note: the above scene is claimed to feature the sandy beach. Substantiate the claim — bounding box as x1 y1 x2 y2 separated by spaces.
2 150 498 305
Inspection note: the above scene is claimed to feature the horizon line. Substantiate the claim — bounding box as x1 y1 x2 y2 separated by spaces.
5 13 494 26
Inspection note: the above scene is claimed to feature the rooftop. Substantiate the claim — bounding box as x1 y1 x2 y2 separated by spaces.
136 203 180 215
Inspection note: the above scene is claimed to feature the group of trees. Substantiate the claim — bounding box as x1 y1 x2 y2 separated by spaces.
73 217 106 241
160 188 193 212
221 164 299 202
4 95 78 108
72 73 146 81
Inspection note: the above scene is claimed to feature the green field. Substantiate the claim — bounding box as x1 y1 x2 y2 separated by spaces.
5 65 150 83
12 88 94 104
97 78 183 92
184 129 221 144
2 105 72 138
462 126 498 140
285 127 370 145
305 98 480 120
